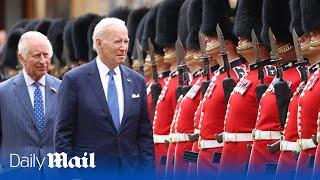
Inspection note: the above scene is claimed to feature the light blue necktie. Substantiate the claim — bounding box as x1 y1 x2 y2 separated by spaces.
107 70 120 131
34 82 45 133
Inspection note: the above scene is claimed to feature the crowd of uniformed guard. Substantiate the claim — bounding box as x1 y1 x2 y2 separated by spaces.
1 0 320 179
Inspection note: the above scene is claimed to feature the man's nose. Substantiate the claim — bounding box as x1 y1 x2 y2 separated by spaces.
38 54 47 63
120 42 128 51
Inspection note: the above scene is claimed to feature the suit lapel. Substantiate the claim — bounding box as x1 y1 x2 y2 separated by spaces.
86 60 116 131
13 72 36 128
119 66 132 131
44 75 57 128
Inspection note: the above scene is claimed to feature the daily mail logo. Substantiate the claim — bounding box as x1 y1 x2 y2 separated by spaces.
9 152 95 170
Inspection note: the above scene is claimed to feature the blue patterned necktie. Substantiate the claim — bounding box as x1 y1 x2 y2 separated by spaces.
107 70 120 131
34 82 45 133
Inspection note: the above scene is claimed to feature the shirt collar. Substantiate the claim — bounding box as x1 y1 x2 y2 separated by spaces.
96 56 121 77
23 69 46 87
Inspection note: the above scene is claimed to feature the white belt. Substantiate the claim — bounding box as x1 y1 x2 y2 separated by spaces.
252 130 282 140
169 133 177 143
153 134 170 143
174 133 191 142
280 140 300 152
297 138 317 151
168 133 188 143
223 132 253 142
199 140 224 149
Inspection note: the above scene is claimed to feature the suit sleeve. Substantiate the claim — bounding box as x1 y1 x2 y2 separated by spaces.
54 73 78 155
137 78 155 171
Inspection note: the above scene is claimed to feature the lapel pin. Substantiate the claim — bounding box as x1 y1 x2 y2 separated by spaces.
127 79 131 82
50 87 57 93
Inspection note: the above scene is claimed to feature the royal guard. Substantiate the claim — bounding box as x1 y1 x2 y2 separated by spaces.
152 0 184 178
88 15 103 63
217 0 278 178
247 0 307 178
131 13 150 120
127 7 149 66
63 20 79 69
34 19 52 36
72 13 98 65
308 1 320 177
131 12 148 65
195 0 247 179
24 19 39 32
141 5 171 125
293 0 320 179
1 28 24 79
275 0 310 178
171 0 204 178
185 0 212 178
47 18 69 79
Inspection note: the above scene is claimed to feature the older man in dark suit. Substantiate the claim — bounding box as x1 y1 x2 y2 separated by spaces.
55 17 155 178
0 31 61 178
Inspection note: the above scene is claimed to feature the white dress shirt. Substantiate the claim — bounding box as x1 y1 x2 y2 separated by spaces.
96 57 124 123
23 69 46 112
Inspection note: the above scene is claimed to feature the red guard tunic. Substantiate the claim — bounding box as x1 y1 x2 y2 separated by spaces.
147 71 171 124
295 64 320 179
247 62 303 177
153 71 179 178
172 70 203 179
165 96 184 179
197 62 247 179
186 65 221 179
314 64 320 178
313 97 320 179
276 81 306 179
186 100 203 179
218 64 276 178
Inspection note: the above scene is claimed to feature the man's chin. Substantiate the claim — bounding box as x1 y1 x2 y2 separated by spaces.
36 72 47 78
116 58 126 64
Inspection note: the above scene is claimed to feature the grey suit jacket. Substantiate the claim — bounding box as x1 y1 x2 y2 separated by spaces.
0 71 61 171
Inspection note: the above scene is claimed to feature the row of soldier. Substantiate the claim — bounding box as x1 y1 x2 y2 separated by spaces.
0 7 135 81
1 0 320 179
132 0 320 179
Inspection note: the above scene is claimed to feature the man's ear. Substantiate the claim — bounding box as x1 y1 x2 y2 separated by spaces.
17 53 25 66
96 39 102 50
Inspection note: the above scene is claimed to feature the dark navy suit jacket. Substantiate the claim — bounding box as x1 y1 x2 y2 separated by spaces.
55 59 155 175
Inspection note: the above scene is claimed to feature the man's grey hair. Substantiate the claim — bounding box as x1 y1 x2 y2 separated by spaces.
92 17 126 51
18 31 53 58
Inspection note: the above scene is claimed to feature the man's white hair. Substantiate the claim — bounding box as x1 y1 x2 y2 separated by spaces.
92 17 126 51
18 31 53 58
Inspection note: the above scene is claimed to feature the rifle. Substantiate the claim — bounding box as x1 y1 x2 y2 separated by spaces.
269 28 283 79
198 31 211 98
148 38 162 115
216 24 237 104
269 28 292 128
252 29 269 103
175 38 191 99
217 24 231 78
292 28 308 82
135 38 145 76
148 38 159 83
